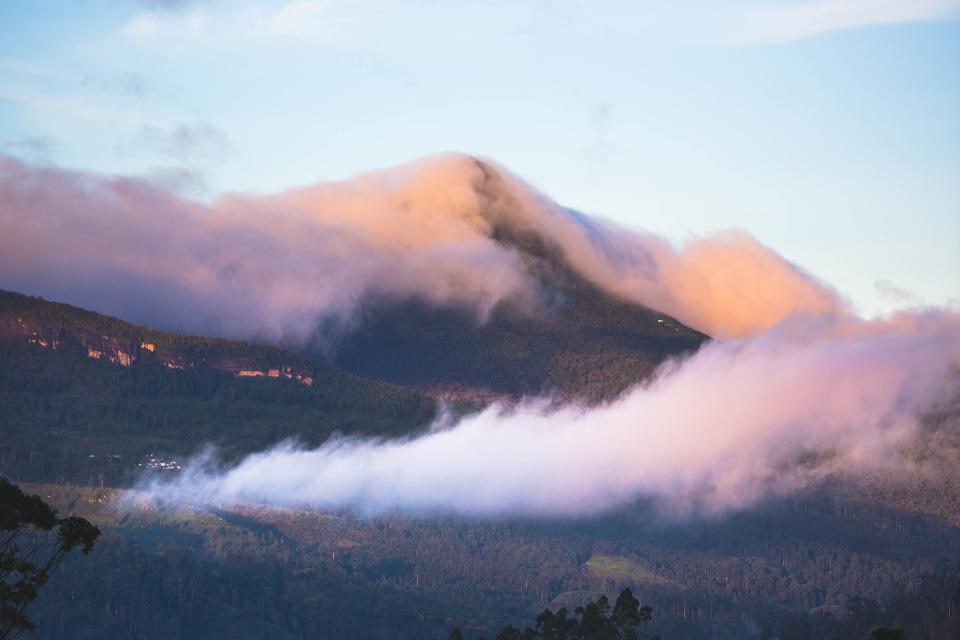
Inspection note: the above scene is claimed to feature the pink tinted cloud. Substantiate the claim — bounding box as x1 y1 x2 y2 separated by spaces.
1 152 846 340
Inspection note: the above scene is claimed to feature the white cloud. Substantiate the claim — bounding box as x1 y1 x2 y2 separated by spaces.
734 0 960 44
142 311 960 517
116 1 960 53
123 5 213 44
121 0 355 50
270 1 346 37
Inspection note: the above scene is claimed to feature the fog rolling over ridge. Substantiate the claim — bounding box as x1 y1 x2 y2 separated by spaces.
0 152 844 342
2 151 956 518
141 311 959 516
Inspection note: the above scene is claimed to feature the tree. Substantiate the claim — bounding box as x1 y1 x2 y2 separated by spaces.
495 624 524 640
869 628 904 640
1 477 100 640
449 628 464 640
483 589 656 640
611 589 652 640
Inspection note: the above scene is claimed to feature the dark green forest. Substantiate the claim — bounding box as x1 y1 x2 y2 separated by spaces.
13 482 960 640
0 330 435 487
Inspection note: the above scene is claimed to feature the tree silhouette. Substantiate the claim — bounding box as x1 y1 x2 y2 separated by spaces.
484 588 657 640
1 477 100 640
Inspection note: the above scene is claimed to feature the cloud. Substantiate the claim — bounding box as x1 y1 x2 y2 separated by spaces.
115 0 960 54
121 121 233 164
581 103 620 164
140 0 201 9
875 279 925 306
270 1 346 37
122 1 354 50
734 0 960 44
142 310 960 517
0 152 846 342
81 72 154 99
144 166 210 196
1 136 54 162
122 6 216 47
0 154 534 343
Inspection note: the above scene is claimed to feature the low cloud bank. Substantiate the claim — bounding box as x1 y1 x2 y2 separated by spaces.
142 311 959 517
0 153 845 341
10 151 939 517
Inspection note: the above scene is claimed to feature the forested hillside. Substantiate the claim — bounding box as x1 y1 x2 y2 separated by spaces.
330 267 707 403
0 284 706 486
0 290 436 485
2 288 958 639
23 484 960 639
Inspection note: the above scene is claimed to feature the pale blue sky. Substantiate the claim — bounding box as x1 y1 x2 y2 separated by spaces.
1 0 958 316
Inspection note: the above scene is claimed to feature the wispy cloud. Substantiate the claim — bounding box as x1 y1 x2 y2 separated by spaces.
0 57 74 82
581 103 620 164
121 0 355 50
118 121 233 164
734 0 960 44
1 136 54 162
116 1 960 55
0 88 145 127
81 72 155 100
140 0 202 9
270 1 346 37
875 279 924 306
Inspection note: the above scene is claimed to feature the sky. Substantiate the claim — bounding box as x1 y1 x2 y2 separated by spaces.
0 0 958 318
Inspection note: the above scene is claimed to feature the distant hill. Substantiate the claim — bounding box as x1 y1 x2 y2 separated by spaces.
0 287 329 384
0 288 436 485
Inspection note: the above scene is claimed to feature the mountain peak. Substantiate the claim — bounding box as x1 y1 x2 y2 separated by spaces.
2 153 845 347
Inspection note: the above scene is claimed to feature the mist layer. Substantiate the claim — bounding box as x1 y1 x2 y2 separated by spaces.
142 311 959 517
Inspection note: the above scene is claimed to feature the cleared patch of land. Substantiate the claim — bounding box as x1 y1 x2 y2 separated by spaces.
585 554 679 588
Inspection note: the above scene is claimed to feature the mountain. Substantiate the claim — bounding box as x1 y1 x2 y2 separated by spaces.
329 268 706 403
0 275 703 486
325 161 708 402
1 153 713 405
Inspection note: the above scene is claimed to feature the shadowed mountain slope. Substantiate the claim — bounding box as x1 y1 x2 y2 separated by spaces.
330 270 706 403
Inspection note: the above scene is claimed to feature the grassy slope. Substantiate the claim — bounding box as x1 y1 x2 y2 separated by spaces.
585 554 680 588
